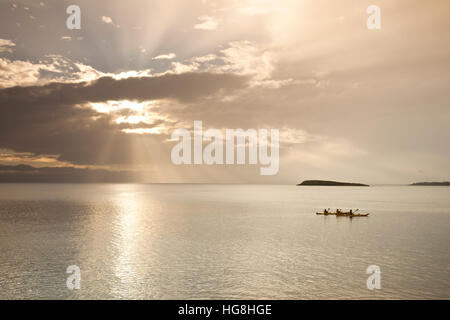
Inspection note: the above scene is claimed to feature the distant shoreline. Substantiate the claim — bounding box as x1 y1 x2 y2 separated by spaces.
411 182 450 186
297 180 370 187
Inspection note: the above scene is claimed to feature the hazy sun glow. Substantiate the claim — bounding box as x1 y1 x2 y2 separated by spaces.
90 100 149 114
115 115 149 124
122 127 167 135
89 100 171 133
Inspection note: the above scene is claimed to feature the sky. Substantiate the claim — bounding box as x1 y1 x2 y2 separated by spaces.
0 0 449 184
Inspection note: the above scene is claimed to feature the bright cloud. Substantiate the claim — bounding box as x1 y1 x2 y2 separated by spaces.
194 16 219 31
0 39 15 53
153 53 177 60
101 16 120 28
101 16 113 24
0 55 105 88
219 41 273 80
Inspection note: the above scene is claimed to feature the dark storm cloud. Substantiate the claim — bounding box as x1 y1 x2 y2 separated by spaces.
0 72 249 165
0 72 248 105
0 164 139 183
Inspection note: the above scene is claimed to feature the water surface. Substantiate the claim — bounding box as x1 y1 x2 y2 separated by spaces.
0 183 449 299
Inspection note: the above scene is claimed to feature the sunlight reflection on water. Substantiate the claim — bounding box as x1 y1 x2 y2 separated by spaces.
0 184 449 299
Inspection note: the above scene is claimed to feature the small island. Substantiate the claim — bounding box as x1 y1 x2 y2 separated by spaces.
411 182 450 186
297 180 369 187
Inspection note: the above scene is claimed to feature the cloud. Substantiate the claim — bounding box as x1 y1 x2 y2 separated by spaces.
179 41 292 88
153 53 177 60
171 61 199 74
0 39 15 53
1 1 449 183
0 55 104 88
219 41 273 81
0 72 248 104
0 164 140 183
0 72 249 165
101 16 113 24
0 148 72 168
101 16 120 28
194 16 218 30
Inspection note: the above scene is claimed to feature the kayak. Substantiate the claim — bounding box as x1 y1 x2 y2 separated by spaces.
336 213 370 217
316 212 370 217
316 211 353 215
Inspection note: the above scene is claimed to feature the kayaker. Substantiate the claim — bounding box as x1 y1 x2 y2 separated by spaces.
324 209 328 214
349 209 353 215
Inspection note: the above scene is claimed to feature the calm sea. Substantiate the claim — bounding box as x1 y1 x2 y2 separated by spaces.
0 183 449 299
